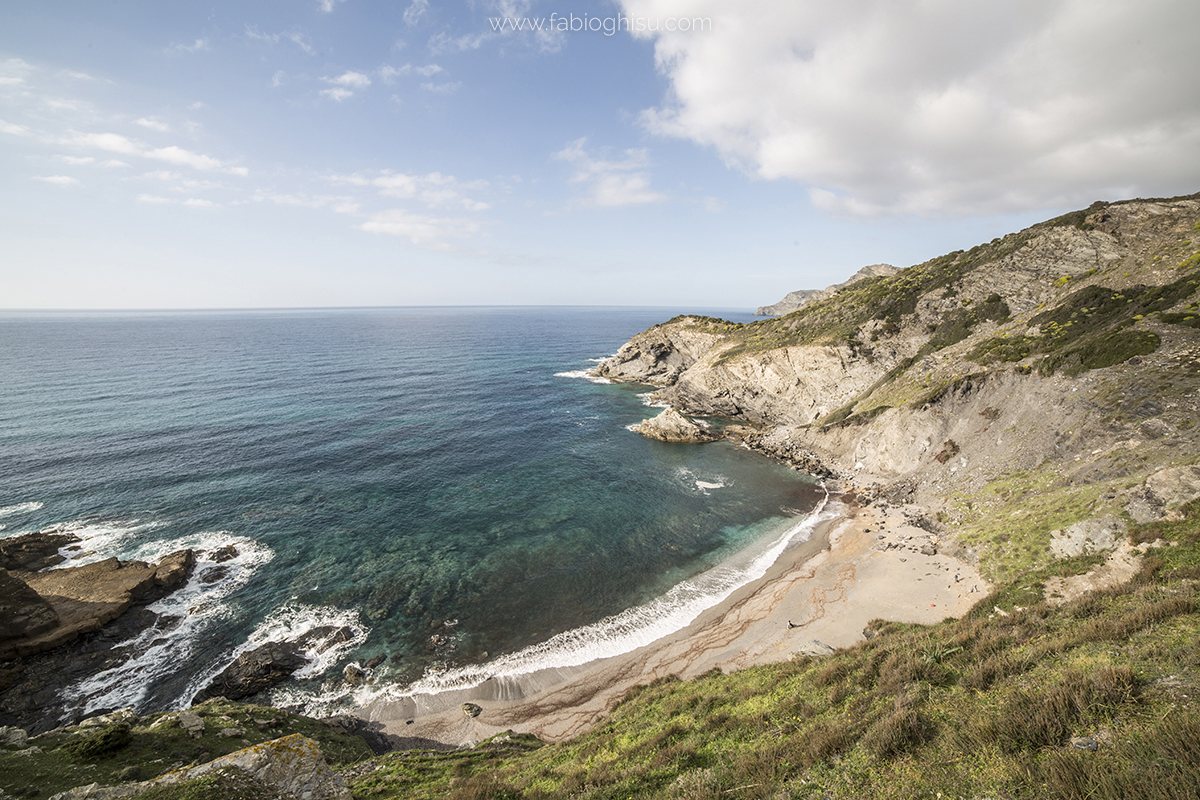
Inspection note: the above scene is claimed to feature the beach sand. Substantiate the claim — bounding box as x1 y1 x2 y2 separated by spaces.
356 495 990 746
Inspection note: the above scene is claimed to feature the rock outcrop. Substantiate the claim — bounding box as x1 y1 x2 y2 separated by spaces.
631 408 720 443
1 549 195 660
194 642 310 703
48 734 352 800
0 531 81 572
755 263 898 316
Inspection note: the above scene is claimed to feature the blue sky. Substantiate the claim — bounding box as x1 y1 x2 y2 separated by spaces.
2 0 1198 310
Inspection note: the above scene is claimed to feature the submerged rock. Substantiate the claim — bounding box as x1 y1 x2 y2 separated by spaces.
194 642 310 703
632 407 719 443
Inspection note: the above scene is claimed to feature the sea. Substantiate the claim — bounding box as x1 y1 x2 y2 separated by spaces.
0 307 827 723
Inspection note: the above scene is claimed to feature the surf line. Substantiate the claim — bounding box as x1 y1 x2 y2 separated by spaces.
388 486 835 700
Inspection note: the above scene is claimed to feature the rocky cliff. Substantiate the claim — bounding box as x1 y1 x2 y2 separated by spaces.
597 195 1200 581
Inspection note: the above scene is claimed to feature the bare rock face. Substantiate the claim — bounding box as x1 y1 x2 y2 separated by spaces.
632 408 719 443
0 570 59 643
194 642 310 703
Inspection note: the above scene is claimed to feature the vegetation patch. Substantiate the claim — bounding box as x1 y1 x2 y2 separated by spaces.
969 273 1200 374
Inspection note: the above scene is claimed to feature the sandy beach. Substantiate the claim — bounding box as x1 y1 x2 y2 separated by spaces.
357 493 989 745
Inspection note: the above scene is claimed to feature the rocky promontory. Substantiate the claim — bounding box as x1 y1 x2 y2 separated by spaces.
1 549 195 662
755 263 898 316
596 194 1200 583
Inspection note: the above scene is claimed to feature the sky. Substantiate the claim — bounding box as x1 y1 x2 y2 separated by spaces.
2 0 1198 310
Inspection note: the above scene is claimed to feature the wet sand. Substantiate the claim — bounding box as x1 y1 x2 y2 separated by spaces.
356 496 989 745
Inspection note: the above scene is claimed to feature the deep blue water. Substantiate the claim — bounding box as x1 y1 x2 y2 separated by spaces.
0 307 822 720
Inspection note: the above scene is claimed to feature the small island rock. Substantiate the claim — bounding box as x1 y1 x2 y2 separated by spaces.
632 407 719 443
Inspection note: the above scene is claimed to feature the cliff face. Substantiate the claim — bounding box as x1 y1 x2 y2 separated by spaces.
597 195 1200 580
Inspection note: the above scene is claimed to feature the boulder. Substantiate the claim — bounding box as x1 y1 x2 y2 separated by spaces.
1050 517 1126 558
631 408 719 443
462 702 483 718
0 569 59 642
1126 466 1200 523
194 642 310 703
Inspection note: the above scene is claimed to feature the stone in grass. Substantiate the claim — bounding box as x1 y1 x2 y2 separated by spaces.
462 702 483 718
177 711 205 739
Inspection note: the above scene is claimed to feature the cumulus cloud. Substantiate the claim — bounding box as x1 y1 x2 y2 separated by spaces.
35 175 80 186
320 71 371 100
555 138 667 207
621 0 1200 216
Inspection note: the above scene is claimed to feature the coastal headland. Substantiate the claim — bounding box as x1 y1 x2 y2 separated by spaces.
3 193 1200 798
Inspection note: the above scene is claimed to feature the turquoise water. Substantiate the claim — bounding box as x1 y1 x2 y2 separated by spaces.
0 307 822 721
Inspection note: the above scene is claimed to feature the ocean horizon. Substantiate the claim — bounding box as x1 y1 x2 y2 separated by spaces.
0 306 823 723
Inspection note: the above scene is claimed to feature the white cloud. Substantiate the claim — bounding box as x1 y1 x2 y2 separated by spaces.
69 132 142 155
100 160 131 168
359 208 481 248
0 77 23 86
65 132 247 175
554 138 667 207
144 169 182 181
378 63 443 83
421 81 461 95
271 71 288 88
325 71 371 89
146 146 224 171
319 0 348 12
60 69 98 81
403 0 429 26
136 117 170 132
35 175 80 186
0 118 31 136
167 38 210 54
622 0 1200 216
60 155 95 165
183 198 216 207
137 194 172 204
320 87 355 102
188 101 207 110
330 170 490 210
245 26 314 55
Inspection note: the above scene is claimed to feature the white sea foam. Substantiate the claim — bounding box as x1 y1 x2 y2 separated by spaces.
695 480 726 494
637 392 670 408
61 532 275 717
0 501 43 518
554 369 611 385
388 493 835 700
217 603 370 718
